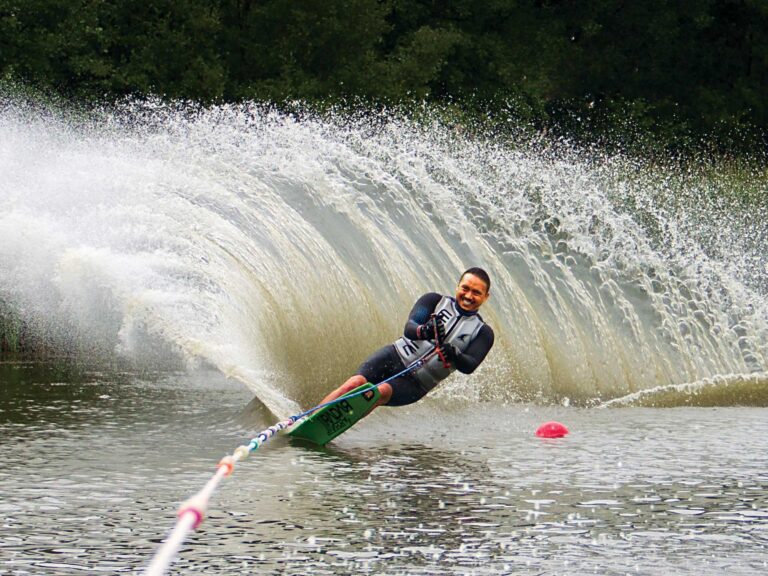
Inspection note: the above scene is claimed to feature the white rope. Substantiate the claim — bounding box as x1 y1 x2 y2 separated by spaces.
142 418 293 576
144 512 197 576
141 364 425 575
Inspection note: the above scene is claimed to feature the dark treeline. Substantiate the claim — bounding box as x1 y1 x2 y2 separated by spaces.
1 0 767 152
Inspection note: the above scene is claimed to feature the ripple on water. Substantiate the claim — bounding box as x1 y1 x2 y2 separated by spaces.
2 370 768 574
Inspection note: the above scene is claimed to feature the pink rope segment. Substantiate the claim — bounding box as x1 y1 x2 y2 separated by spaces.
142 417 294 576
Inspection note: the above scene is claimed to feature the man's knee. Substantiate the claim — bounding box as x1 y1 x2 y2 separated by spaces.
341 375 366 394
347 374 367 387
377 382 393 405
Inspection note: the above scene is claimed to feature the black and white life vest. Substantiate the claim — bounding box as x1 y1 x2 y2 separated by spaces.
393 296 485 392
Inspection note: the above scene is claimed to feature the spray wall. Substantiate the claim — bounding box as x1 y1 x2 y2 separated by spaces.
1 100 767 415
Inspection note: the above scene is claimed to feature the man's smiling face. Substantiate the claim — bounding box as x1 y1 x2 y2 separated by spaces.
455 273 489 312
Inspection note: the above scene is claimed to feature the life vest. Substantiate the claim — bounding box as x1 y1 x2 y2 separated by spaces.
393 296 485 392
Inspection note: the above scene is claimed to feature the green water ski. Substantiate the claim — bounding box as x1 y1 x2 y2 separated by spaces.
288 383 381 445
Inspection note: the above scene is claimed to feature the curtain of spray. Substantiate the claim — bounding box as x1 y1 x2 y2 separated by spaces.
1 101 766 415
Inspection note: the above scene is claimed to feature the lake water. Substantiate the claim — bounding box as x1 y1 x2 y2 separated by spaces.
2 96 768 575
1 362 766 575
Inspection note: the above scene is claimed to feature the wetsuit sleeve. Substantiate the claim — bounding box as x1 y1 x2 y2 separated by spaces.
403 292 443 339
453 324 494 374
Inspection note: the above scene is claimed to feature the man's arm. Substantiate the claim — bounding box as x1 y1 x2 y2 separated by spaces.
450 325 494 374
403 292 442 340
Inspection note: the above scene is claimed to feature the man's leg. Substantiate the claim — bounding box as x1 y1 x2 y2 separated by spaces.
375 382 393 406
319 377 393 415
319 374 367 405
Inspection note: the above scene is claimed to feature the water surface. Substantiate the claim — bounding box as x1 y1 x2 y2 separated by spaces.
1 363 765 575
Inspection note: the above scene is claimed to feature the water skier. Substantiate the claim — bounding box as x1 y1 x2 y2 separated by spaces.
319 267 495 413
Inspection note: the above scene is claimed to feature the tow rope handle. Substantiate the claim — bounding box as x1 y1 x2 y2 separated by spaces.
429 313 451 369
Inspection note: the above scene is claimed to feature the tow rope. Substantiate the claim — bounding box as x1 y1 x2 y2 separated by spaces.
142 355 435 575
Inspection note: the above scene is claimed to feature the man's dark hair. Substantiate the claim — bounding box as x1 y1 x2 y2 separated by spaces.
460 267 491 292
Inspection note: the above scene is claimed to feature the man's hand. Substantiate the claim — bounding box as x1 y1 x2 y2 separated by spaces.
417 317 445 342
438 344 460 364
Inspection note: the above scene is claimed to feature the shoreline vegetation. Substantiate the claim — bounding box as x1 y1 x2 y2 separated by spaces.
0 301 21 354
0 302 55 358
1 0 766 157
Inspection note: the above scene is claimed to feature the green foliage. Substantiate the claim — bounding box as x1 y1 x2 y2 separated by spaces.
0 0 224 99
219 0 391 100
0 0 766 152
0 299 21 353
99 0 225 99
380 25 464 100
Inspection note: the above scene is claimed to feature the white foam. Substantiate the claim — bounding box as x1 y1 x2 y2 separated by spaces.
2 99 767 411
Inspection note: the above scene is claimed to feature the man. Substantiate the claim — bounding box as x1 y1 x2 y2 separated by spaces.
320 267 494 412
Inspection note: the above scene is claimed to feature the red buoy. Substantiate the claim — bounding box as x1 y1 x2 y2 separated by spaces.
535 421 569 438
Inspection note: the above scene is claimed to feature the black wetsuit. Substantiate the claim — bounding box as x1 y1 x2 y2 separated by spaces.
357 292 495 406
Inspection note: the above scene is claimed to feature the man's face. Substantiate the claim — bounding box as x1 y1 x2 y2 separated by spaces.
455 274 490 312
